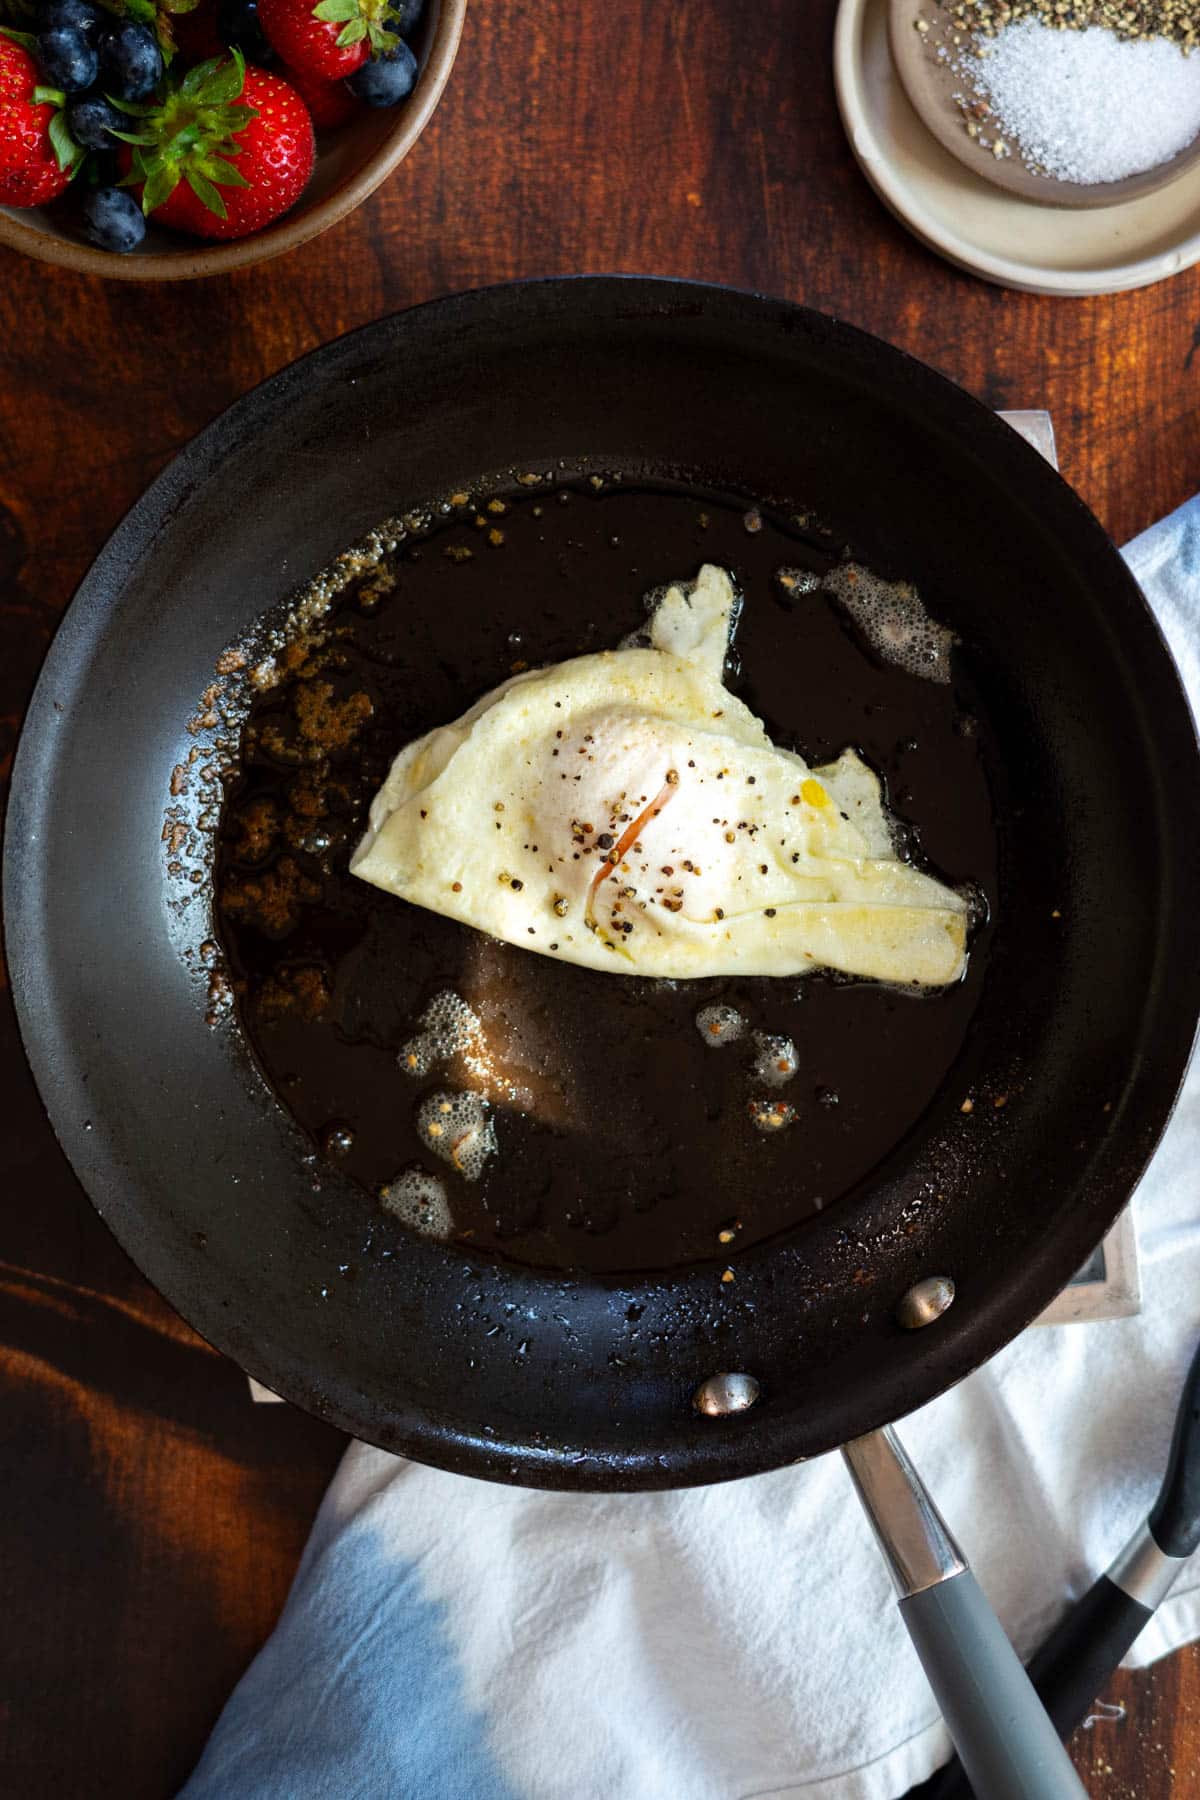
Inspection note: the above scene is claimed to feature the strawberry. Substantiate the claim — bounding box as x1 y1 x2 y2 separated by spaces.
280 57 359 130
0 32 79 206
257 0 402 81
120 51 314 239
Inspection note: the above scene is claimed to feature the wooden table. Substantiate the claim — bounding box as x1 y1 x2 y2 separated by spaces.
2 3 1198 1793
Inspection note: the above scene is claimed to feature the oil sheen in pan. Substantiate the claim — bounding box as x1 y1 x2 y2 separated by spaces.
214 476 997 1276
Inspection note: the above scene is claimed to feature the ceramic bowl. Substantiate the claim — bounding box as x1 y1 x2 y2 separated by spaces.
889 0 1200 210
0 0 465 279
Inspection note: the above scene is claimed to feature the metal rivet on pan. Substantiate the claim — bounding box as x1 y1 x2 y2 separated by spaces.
693 1372 761 1416
896 1276 956 1330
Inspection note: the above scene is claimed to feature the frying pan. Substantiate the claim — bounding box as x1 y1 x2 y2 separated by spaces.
6 277 1199 1500
9 274 1197 1797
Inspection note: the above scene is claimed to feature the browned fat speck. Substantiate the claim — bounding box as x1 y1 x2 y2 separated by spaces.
257 964 329 1023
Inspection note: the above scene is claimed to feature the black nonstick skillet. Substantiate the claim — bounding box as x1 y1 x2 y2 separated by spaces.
7 277 1199 1796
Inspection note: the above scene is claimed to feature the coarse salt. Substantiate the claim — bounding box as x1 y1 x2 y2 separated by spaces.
959 19 1200 184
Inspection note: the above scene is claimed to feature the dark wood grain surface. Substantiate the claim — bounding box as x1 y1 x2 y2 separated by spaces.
1 2 1198 1794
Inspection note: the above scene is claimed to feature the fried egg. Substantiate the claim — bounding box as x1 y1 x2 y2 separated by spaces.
351 565 968 985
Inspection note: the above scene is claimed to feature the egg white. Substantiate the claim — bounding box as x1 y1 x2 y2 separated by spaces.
351 565 968 985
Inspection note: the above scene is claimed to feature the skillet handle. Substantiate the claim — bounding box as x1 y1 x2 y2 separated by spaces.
900 1570 1087 1800
843 1429 1087 1800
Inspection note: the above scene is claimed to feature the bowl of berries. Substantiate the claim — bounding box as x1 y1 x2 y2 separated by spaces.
0 0 463 275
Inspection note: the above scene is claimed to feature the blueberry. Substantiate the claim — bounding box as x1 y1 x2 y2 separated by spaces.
81 184 146 254
217 0 273 59
37 0 100 37
36 23 99 92
389 0 425 37
66 91 125 149
346 38 416 106
98 19 162 103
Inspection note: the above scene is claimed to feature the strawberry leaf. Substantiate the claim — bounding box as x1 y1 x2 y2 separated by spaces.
197 53 245 105
159 0 200 14
180 55 221 95
110 126 156 143
33 84 65 105
184 165 227 218
141 158 181 214
47 108 82 171
0 25 37 48
111 93 160 117
118 145 148 187
313 0 360 18
335 18 366 44
125 0 157 21
202 153 249 186
367 21 396 52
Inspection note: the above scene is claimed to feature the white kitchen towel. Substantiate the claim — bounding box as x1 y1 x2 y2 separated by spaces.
182 499 1200 1800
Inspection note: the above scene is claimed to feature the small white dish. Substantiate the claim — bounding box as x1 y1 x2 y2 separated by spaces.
834 0 1200 296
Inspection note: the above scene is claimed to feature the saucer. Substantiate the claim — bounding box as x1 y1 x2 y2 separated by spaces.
835 0 1200 295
